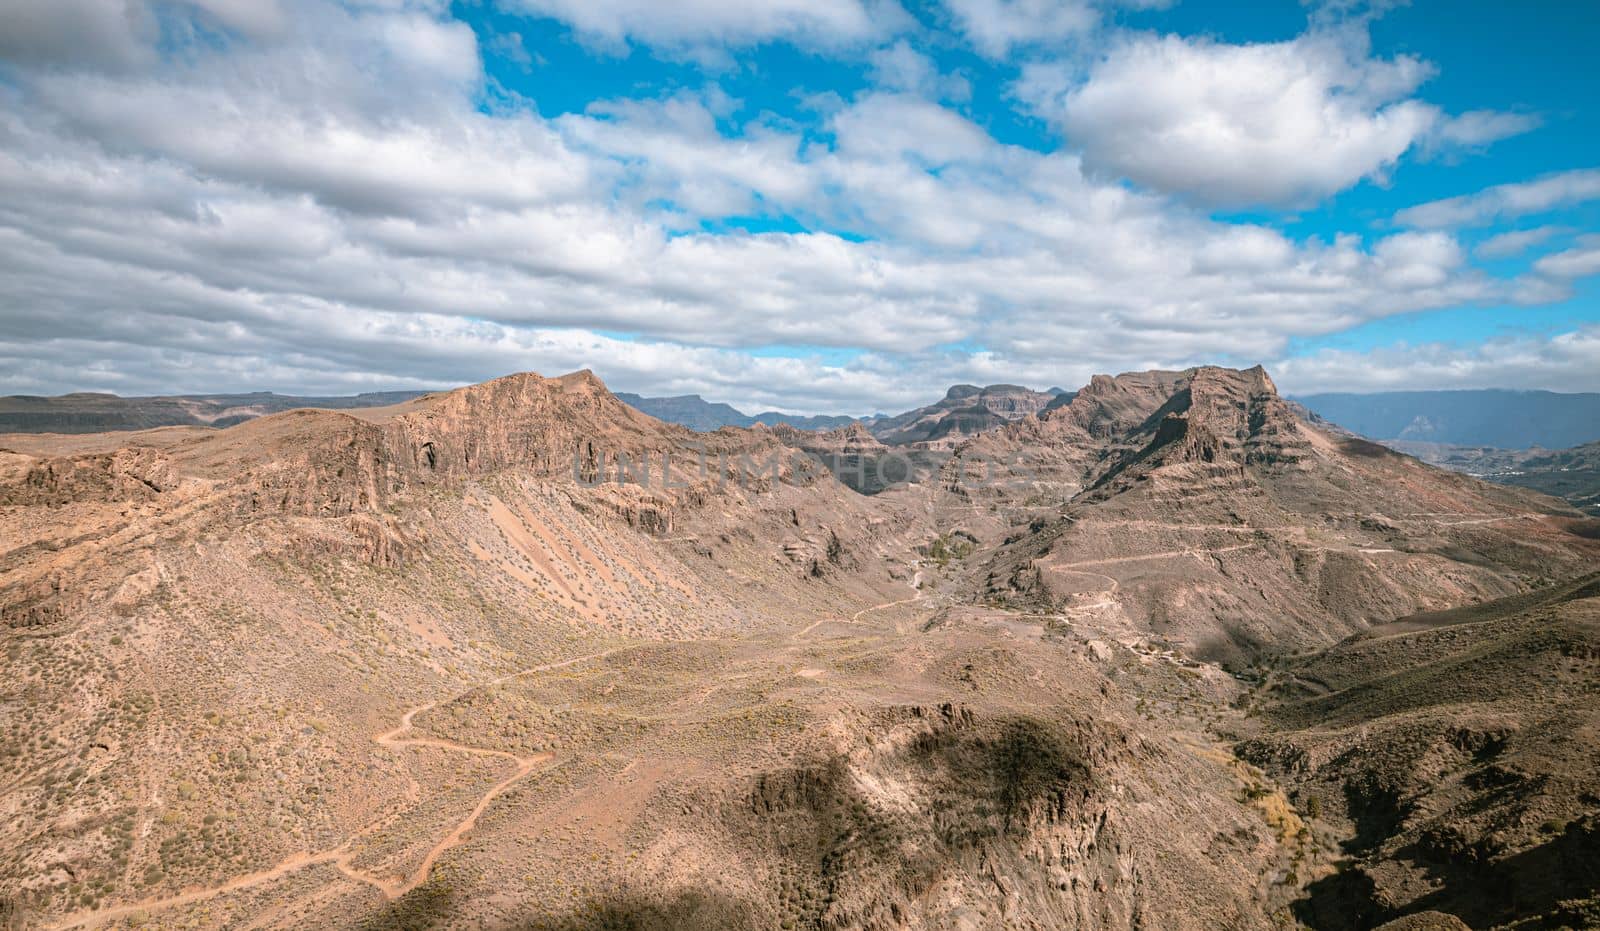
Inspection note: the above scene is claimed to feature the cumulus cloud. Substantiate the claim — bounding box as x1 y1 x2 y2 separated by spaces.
940 0 1174 59
0 0 1591 409
1022 30 1444 206
942 0 1096 58
496 0 893 49
1473 226 1564 260
868 40 969 100
1396 168 1600 228
1533 236 1600 280
1274 325 1600 394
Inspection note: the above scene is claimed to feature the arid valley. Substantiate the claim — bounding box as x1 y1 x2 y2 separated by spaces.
3 366 1598 930
5 0 1600 926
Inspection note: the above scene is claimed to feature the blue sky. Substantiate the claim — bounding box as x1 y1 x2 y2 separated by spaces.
0 0 1597 412
464 0 1600 355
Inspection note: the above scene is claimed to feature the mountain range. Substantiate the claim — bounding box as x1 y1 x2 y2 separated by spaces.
1293 389 1600 449
8 384 1596 454
866 383 1067 446
3 366 1599 929
0 390 427 434
611 392 862 432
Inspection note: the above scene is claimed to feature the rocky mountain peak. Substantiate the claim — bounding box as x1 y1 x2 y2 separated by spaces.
872 383 1057 446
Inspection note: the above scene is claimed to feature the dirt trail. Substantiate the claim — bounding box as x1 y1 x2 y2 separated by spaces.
792 615 840 639
47 851 349 930
1045 543 1256 570
50 650 619 930
1435 514 1533 527
1035 545 1247 616
796 570 923 638
1051 568 1121 595
851 592 920 622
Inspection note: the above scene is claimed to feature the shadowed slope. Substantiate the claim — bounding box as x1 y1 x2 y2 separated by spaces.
1240 575 1600 929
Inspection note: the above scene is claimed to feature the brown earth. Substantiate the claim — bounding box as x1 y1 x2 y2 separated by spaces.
2 365 1597 930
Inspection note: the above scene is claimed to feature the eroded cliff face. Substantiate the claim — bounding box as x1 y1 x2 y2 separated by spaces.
2 446 185 507
174 370 795 517
0 370 873 634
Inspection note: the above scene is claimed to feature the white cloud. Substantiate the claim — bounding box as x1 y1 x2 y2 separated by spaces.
1023 31 1442 206
1430 109 1541 150
1533 236 1600 280
1274 326 1600 395
0 0 1591 410
1372 230 1464 289
941 0 1173 59
867 40 969 100
1473 226 1563 260
182 0 290 38
0 53 1544 406
827 92 992 164
488 31 536 70
558 92 816 218
943 0 1096 58
496 0 892 49
1397 168 1600 228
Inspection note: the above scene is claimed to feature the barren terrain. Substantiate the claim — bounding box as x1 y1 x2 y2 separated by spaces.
2 367 1597 930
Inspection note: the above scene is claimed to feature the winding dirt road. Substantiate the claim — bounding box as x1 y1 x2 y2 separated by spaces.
795 570 924 639
1044 542 1257 571
51 650 621 930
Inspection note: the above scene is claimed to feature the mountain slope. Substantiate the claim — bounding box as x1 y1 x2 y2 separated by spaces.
956 366 1599 665
0 369 956 927
0 367 1307 931
1239 573 1600 929
1389 439 1600 517
4 365 1598 930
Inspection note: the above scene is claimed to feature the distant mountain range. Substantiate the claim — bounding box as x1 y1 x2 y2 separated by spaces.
615 384 1069 445
867 384 1066 446
1290 389 1600 517
771 381 1599 513
626 385 1600 454
0 390 428 434
1293 389 1600 449
611 393 862 432
7 385 1596 465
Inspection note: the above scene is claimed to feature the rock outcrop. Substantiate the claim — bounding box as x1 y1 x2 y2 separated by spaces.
871 384 1058 447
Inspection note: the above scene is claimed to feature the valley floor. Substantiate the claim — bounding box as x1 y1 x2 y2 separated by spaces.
29 554 1316 931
